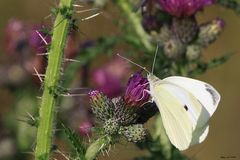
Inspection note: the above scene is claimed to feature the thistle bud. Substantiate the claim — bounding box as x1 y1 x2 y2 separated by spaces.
89 90 114 121
124 72 150 107
186 45 201 60
158 25 172 43
120 124 147 143
197 18 225 47
163 37 186 59
172 17 198 44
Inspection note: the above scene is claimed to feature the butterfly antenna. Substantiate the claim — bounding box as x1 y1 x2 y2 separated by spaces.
151 44 159 74
116 53 150 74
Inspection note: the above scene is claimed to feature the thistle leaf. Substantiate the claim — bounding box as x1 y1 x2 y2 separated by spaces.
190 53 232 77
62 124 86 159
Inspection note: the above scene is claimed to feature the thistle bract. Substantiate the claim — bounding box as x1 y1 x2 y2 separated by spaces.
159 0 215 17
120 124 147 143
89 90 114 121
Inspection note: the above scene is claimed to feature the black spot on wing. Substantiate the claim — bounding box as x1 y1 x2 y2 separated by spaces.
205 84 218 105
184 105 188 111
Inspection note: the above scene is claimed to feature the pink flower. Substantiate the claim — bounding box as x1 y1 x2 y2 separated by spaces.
92 69 123 97
159 0 215 17
79 120 93 136
91 57 130 97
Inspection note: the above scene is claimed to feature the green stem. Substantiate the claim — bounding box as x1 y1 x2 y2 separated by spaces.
34 0 74 159
116 1 154 52
85 136 112 160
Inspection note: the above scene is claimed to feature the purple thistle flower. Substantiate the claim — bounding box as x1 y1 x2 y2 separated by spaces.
159 0 215 17
88 90 101 101
91 57 130 98
214 18 225 28
124 71 150 107
92 69 123 98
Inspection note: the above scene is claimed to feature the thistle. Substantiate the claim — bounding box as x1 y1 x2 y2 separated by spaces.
197 18 225 47
124 71 150 107
158 0 216 17
86 72 154 160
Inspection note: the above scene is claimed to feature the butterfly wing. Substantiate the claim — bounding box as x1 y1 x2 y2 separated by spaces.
163 76 220 116
191 124 209 145
151 81 206 150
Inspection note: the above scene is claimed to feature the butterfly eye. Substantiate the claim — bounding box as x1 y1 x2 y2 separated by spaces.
184 105 188 111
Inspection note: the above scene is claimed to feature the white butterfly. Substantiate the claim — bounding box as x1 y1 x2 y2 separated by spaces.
117 52 221 151
147 74 220 150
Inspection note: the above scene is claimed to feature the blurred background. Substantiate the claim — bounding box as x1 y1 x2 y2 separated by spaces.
0 0 240 160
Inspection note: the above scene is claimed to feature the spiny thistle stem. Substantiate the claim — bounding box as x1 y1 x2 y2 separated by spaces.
85 136 112 160
115 0 154 52
34 0 74 159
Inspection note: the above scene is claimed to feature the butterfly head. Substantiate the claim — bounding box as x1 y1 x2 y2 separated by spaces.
147 73 161 93
147 73 160 84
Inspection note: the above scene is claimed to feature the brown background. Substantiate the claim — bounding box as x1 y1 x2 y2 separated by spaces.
0 1 240 160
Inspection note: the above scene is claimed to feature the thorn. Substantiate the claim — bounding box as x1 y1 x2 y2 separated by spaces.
35 30 48 45
87 133 91 143
73 4 84 8
32 74 45 77
101 150 105 156
64 58 81 63
60 93 87 97
32 73 45 78
44 13 52 20
53 128 64 132
66 87 90 91
105 150 109 157
56 149 70 160
37 52 49 56
108 144 111 153
17 118 28 123
99 143 105 151
26 112 35 121
36 96 42 99
76 8 99 14
33 67 43 82
81 12 101 21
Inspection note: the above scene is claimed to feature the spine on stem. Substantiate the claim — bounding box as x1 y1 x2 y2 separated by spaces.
34 0 74 159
